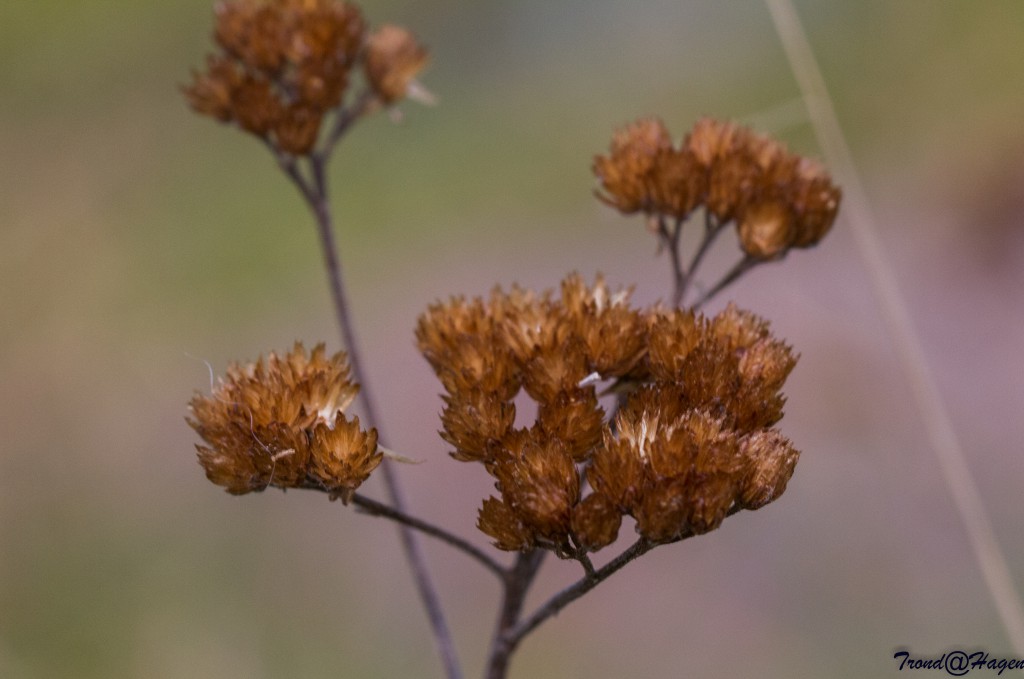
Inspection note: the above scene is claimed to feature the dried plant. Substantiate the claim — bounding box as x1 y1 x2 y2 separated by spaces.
593 116 840 306
183 2 840 677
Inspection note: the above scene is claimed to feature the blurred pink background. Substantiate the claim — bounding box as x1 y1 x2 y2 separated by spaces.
2 1 1023 676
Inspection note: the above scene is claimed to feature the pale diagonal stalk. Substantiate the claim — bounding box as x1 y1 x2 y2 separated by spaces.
765 0 1024 654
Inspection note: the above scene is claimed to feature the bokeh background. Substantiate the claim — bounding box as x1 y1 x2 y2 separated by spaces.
3 1 1024 677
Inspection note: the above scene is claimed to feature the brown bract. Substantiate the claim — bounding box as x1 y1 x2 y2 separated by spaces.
594 117 842 259
418 275 803 553
187 342 381 500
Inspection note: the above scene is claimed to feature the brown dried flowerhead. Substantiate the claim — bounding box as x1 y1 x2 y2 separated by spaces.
594 116 841 260
184 0 430 154
419 275 803 553
485 434 581 552
589 395 800 543
187 342 381 499
646 303 797 431
592 118 672 215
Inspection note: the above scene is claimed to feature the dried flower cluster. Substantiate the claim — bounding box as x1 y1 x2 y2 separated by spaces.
594 117 841 259
188 342 381 502
183 0 428 154
417 273 800 554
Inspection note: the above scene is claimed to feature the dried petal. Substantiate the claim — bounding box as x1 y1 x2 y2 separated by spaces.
478 496 535 551
738 430 799 509
738 200 795 260
571 492 622 552
440 389 515 462
491 437 580 546
309 415 381 503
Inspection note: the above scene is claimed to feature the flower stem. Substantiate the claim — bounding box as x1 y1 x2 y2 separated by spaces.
657 216 687 308
484 550 546 679
348 493 508 577
678 210 728 305
692 254 761 310
275 100 463 678
501 538 653 653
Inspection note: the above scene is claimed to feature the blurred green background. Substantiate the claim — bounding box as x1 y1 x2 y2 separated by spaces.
3 1 1024 677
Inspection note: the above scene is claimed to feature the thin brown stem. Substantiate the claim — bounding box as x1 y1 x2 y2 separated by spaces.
484 550 546 679
501 538 654 654
294 481 506 577
494 504 747 666
657 216 687 308
350 493 508 578
576 552 597 579
692 254 762 310
678 210 728 305
316 88 379 162
273 118 463 678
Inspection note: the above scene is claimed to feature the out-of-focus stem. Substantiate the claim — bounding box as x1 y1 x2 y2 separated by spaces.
692 255 761 310
657 216 687 307
767 0 1024 655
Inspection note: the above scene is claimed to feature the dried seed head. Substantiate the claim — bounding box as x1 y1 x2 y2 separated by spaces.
588 423 648 512
187 343 378 496
440 389 515 463
185 1 430 154
646 309 703 382
273 104 323 155
634 477 691 543
418 275 804 552
650 148 706 220
490 436 580 549
560 273 647 377
491 285 560 363
537 389 605 462
593 116 841 261
685 117 742 167
521 337 590 404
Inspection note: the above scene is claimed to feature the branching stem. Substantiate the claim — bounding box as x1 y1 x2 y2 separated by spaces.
350 493 508 578
484 550 546 679
693 254 762 310
656 216 687 307
494 538 654 667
